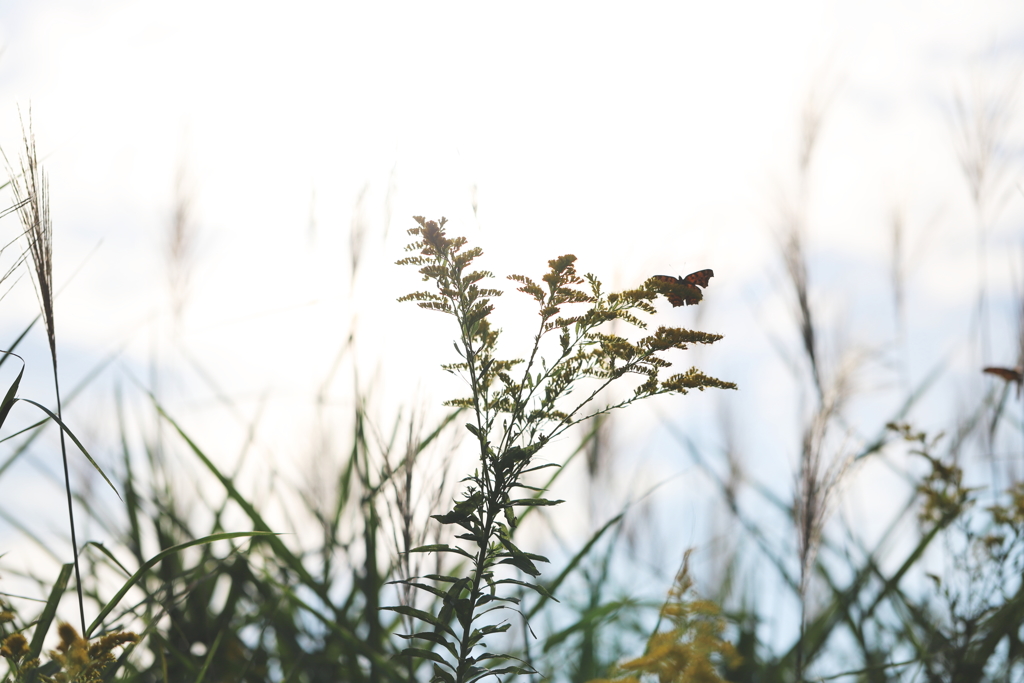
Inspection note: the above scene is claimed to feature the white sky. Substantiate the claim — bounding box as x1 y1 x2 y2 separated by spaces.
1 0 1023 659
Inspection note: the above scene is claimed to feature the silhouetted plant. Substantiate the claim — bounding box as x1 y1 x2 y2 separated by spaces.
887 422 1024 682
4 114 88 635
390 216 735 682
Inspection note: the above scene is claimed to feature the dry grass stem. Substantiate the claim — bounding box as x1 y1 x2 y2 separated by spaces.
4 111 86 636
167 156 198 327
951 73 1018 213
951 73 1019 372
6 118 54 358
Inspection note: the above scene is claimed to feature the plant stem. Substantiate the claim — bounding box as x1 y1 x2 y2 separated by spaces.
455 502 497 682
53 358 86 634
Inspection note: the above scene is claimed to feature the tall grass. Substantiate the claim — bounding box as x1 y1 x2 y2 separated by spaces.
6 115 86 636
1 70 1023 683
667 80 1024 682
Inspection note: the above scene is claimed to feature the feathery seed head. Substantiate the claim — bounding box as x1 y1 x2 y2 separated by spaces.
5 111 56 356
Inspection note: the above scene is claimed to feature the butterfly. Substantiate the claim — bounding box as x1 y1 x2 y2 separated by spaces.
983 366 1023 398
648 269 714 307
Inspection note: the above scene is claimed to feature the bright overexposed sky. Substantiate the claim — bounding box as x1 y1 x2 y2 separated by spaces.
1 0 1023 656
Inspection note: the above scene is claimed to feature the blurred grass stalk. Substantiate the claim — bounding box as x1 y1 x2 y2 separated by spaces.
783 82 856 683
4 111 87 636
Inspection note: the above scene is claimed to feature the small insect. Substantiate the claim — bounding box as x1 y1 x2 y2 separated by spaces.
983 366 1023 398
649 269 714 307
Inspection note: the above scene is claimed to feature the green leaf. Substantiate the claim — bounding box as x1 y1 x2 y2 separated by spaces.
28 563 73 660
390 580 449 601
505 497 564 508
432 492 484 530
474 622 512 636
381 605 457 637
498 554 541 577
18 398 121 501
493 577 556 600
0 353 24 432
503 505 517 530
407 543 476 561
438 579 470 625
473 651 509 664
423 573 466 584
431 663 456 683
462 665 490 683
465 661 537 682
496 536 549 564
454 597 475 628
509 481 548 491
88 531 276 637
398 647 449 666
398 631 459 659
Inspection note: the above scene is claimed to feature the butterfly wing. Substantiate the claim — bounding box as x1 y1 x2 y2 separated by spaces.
649 275 685 306
985 366 1024 398
682 269 714 289
984 366 1024 383
673 286 703 306
649 274 704 307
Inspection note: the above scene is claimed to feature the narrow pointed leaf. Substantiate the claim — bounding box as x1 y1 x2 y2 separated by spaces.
0 354 24 431
397 647 449 666
19 398 120 500
381 605 457 637
28 563 72 659
408 543 475 560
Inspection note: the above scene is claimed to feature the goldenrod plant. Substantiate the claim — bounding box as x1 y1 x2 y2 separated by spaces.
1 618 137 683
589 551 739 683
390 217 735 682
